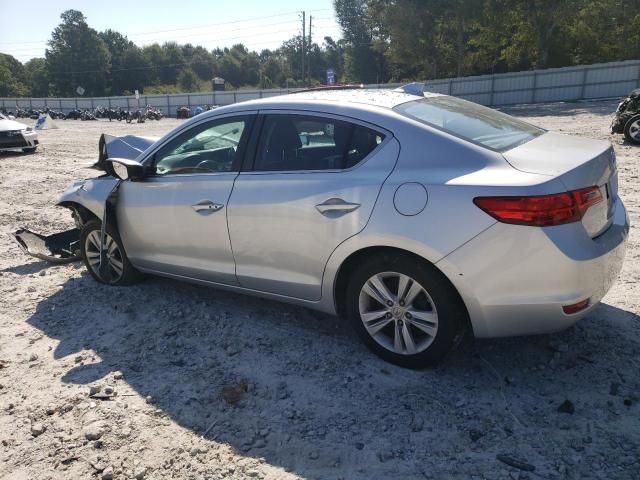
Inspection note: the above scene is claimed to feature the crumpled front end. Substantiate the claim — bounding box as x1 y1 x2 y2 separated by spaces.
13 228 81 263
12 132 145 263
57 176 120 222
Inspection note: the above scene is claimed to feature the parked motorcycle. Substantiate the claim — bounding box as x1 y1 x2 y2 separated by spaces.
81 110 96 121
126 109 145 123
46 108 66 120
176 106 190 119
144 105 163 121
611 88 640 145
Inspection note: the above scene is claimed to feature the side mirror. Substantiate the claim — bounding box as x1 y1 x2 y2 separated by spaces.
107 158 146 181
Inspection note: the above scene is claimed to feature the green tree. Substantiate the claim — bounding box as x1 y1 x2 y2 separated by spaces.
45 10 111 96
113 47 152 94
188 46 215 81
177 68 201 92
142 43 165 86
161 42 184 85
334 0 379 82
0 54 29 96
323 36 345 82
23 58 49 96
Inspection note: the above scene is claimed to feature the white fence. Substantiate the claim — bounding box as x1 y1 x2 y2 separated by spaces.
1 60 638 117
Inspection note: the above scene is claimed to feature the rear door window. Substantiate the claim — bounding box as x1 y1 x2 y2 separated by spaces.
253 115 384 172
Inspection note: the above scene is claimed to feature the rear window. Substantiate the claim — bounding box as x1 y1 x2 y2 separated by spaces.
394 96 544 152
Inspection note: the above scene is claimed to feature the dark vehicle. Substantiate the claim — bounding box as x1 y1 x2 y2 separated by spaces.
611 88 640 145
176 106 190 119
66 109 83 120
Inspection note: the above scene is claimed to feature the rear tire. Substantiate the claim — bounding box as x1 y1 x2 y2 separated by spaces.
345 253 466 368
623 115 640 145
80 220 141 286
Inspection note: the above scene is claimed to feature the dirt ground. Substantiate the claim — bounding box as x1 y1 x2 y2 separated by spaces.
0 100 638 480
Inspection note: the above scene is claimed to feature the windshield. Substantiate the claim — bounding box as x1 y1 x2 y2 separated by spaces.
394 96 545 152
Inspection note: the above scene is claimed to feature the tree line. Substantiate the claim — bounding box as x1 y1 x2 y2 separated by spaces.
1 1 639 98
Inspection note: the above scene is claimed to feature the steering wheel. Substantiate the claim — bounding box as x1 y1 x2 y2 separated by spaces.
196 159 221 172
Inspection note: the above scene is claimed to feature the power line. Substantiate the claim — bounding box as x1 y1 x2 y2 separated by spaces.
0 9 335 46
4 19 306 53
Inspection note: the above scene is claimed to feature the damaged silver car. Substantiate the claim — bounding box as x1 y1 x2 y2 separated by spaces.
15 87 629 368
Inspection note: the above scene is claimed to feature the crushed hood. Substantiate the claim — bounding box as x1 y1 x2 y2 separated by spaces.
93 133 159 172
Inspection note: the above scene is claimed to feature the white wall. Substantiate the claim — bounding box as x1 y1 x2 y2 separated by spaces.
2 60 638 116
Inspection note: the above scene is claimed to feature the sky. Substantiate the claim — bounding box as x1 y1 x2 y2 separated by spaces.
0 0 342 63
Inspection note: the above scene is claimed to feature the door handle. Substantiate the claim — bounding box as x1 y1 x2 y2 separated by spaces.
315 198 361 215
192 200 224 214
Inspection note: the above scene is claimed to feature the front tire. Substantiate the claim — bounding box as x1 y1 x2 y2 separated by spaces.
623 115 640 145
80 220 141 285
22 147 37 154
345 253 466 368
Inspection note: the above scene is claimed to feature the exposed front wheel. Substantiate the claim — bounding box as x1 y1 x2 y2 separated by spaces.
346 253 466 368
22 147 37 153
624 115 640 145
80 220 141 285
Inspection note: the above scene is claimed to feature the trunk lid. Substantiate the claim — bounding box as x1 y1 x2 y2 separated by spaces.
503 132 617 237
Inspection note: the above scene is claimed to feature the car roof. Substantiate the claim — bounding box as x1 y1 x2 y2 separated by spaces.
233 88 443 110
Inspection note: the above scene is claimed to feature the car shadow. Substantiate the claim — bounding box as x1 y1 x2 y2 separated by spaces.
0 150 32 158
0 260 50 275
26 273 640 478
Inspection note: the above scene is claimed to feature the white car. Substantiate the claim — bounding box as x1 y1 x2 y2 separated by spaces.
0 113 38 153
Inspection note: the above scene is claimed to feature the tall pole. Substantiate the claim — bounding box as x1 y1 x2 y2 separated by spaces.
301 11 306 87
308 15 312 86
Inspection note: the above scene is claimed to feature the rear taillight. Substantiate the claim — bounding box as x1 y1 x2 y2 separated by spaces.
473 187 603 227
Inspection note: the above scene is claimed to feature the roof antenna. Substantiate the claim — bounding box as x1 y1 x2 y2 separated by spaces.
394 82 425 96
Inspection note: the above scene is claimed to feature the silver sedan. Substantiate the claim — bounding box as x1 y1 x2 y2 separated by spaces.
57 88 629 368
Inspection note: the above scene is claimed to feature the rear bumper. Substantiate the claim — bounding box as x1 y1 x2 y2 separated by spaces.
437 197 629 338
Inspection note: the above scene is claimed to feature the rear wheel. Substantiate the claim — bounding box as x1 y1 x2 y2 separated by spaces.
345 253 466 368
624 115 640 145
80 220 141 285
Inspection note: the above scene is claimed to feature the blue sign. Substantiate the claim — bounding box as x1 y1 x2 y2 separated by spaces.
35 114 46 130
326 68 336 86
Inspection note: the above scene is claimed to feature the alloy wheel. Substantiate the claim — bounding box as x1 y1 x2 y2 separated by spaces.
358 271 438 355
84 230 124 283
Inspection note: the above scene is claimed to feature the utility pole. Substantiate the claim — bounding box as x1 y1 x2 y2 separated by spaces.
308 15 312 86
301 11 306 87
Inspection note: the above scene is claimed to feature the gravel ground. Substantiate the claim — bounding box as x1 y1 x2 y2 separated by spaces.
0 100 638 480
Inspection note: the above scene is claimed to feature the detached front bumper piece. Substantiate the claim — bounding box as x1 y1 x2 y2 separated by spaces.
13 228 81 263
